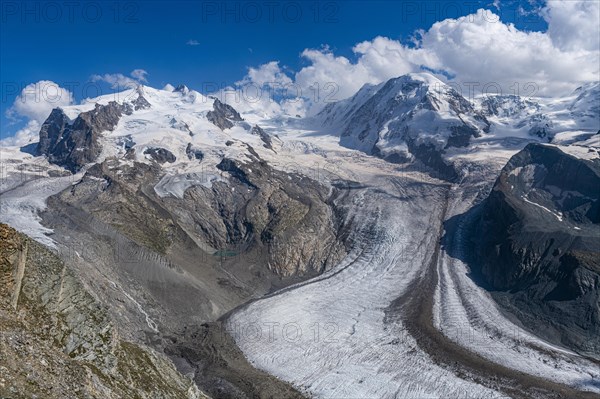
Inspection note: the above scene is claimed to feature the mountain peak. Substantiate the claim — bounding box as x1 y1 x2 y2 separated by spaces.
401 72 446 86
174 84 189 94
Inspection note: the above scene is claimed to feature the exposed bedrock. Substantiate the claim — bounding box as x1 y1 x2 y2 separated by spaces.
468 143 600 356
37 102 130 172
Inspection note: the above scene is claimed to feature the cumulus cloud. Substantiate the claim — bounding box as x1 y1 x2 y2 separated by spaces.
91 69 149 89
212 84 289 119
1 120 41 146
236 61 293 89
7 80 74 124
419 7 598 96
207 62 300 118
281 97 308 118
542 0 600 52
3 80 74 146
295 38 438 101
130 69 148 82
232 1 598 113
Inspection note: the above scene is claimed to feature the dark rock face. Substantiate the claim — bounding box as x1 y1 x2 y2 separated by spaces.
216 158 257 189
196 154 347 276
174 84 189 94
185 143 204 161
170 117 193 135
473 143 600 355
406 141 459 181
132 94 151 110
37 102 128 172
144 147 176 164
250 125 273 150
207 99 243 130
36 108 70 156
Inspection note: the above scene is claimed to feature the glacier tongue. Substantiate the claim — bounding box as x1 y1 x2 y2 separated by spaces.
0 172 83 248
225 133 600 397
227 172 502 398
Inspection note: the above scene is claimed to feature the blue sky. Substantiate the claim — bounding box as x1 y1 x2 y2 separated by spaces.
0 0 576 139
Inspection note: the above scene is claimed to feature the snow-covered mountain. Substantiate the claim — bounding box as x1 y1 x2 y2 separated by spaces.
313 73 599 180
315 82 383 130
1 74 599 398
33 85 277 174
477 82 600 141
313 73 491 179
10 73 598 185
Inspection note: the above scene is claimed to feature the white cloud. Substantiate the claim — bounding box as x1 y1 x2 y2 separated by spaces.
542 0 600 52
236 1 598 113
281 97 308 118
130 69 148 82
187 39 200 46
212 84 288 118
1 120 41 146
237 61 293 89
295 38 439 102
7 80 73 124
91 69 149 89
420 7 598 96
3 80 73 146
208 62 302 118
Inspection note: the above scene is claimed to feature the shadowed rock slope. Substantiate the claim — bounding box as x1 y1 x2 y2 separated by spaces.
472 143 600 357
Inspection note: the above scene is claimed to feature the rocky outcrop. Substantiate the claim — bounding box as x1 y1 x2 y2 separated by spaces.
37 108 70 156
174 84 189 94
144 147 177 164
171 118 193 135
251 124 273 150
35 87 156 172
0 223 204 398
207 99 243 130
472 143 600 355
132 94 151 110
36 102 129 172
185 143 204 161
206 154 346 276
54 148 346 279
